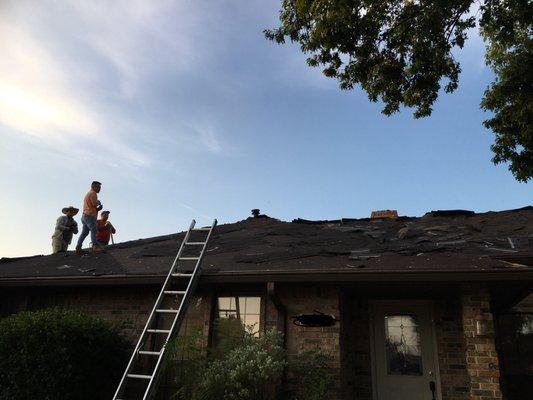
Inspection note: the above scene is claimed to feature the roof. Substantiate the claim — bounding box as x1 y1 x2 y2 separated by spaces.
1 207 533 285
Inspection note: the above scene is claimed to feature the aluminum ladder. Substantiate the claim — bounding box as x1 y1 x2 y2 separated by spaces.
113 219 217 400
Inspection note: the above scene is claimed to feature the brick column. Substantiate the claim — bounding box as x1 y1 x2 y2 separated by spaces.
461 285 502 400
283 286 341 399
434 298 470 400
339 292 372 400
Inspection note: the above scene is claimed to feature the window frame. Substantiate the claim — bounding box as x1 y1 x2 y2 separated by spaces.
208 289 265 348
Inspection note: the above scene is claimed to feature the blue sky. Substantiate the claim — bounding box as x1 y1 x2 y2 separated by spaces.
0 1 531 257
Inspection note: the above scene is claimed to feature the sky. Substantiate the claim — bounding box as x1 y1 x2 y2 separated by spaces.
0 1 531 258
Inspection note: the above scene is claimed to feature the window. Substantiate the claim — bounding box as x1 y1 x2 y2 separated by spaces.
497 313 533 399
498 313 533 372
385 315 423 376
215 296 261 338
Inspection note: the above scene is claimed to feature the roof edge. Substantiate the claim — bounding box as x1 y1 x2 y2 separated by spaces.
1 268 532 287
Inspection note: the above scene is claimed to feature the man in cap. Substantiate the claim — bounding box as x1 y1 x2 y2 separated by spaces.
96 210 116 245
76 181 104 254
52 206 79 253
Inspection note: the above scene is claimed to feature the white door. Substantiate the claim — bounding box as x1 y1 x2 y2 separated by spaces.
372 302 441 400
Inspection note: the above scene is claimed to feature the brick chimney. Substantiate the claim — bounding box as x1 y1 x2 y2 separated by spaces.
371 210 398 219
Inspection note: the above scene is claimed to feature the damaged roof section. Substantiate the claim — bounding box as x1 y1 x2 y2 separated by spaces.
1 206 532 281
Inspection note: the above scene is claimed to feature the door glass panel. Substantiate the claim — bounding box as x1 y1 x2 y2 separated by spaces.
385 315 423 376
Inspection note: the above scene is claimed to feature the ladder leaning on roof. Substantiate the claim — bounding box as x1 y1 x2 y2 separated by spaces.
113 218 217 400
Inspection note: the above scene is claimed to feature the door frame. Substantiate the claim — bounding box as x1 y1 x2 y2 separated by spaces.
369 300 443 400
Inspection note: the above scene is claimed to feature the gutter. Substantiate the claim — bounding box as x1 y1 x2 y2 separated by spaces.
0 274 165 287
1 267 533 287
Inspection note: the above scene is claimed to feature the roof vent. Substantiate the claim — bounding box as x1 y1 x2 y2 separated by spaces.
371 210 398 219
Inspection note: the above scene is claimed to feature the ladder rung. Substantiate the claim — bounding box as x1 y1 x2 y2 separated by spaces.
186 242 206 245
192 227 211 231
127 374 152 380
139 350 161 356
156 309 179 313
179 257 200 261
147 329 171 334
164 290 185 295
171 273 193 278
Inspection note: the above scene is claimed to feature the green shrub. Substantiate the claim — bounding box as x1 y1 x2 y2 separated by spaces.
289 349 334 400
166 326 333 400
167 328 286 400
198 329 286 400
211 317 246 353
0 308 130 400
163 328 208 400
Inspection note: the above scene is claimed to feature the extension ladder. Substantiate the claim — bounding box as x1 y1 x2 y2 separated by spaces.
113 219 217 400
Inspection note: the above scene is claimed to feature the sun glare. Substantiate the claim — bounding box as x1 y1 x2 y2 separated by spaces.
0 81 97 137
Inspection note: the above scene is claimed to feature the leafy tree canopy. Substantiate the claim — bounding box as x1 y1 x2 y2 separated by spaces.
266 0 532 181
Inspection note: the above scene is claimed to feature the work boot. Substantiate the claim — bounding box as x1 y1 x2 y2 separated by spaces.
75 246 84 255
92 245 105 253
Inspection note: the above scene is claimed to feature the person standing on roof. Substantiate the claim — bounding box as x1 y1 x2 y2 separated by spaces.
52 206 79 253
96 210 116 245
76 181 104 254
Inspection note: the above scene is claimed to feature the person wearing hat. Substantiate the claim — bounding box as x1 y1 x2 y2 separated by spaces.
96 210 116 245
76 181 104 254
52 206 79 253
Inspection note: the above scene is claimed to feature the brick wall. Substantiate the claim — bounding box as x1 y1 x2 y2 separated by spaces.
1 286 210 342
339 292 373 400
434 298 470 400
2 286 158 341
157 294 212 399
461 285 503 400
338 292 493 400
278 285 341 400
1 283 509 400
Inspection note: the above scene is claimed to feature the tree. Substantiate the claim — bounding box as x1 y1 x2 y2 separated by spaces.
265 0 532 181
0 308 130 400
480 1 532 182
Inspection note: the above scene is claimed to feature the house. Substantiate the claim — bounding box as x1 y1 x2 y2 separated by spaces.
1 207 532 400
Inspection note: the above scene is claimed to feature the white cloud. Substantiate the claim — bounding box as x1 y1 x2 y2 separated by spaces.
177 202 213 222
0 0 238 167
195 126 223 154
0 2 154 167
63 0 213 98
0 22 98 137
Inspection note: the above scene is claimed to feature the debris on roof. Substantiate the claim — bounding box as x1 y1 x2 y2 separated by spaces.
424 210 476 217
1 206 532 280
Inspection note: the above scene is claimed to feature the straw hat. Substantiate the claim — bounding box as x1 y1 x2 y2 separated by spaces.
62 206 79 215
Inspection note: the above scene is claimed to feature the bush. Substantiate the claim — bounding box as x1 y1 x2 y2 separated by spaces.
198 329 286 400
163 328 208 400
166 325 334 400
167 328 286 400
210 317 248 358
0 308 130 400
289 350 333 400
